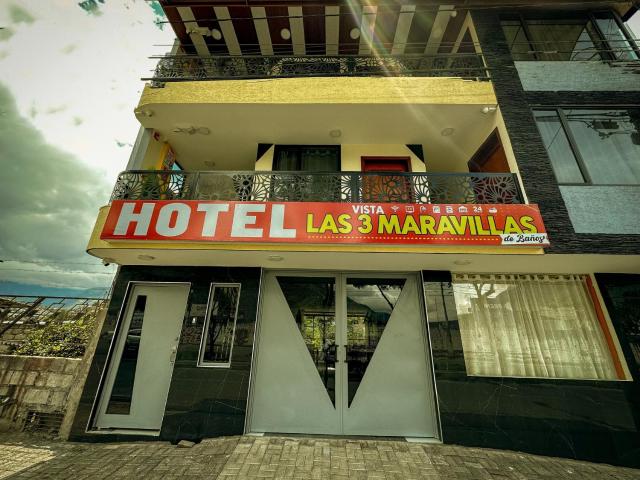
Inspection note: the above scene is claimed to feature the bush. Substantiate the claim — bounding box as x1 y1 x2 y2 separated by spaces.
13 316 95 358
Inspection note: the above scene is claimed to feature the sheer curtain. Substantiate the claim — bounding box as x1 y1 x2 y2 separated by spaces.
452 274 618 380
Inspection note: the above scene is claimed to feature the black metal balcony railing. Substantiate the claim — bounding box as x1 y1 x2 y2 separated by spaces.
144 53 489 84
508 39 640 63
110 171 523 205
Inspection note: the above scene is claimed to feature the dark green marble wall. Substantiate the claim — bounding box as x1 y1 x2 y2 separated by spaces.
424 270 640 468
69 266 261 442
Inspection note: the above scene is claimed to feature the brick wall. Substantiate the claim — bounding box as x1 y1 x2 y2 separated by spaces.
0 355 81 430
0 324 39 355
473 10 640 255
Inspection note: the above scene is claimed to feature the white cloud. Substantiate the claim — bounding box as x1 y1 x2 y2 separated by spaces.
0 81 116 290
0 1 174 182
0 1 173 291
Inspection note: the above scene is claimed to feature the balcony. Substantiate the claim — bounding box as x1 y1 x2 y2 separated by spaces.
110 170 523 204
502 13 640 92
144 53 489 85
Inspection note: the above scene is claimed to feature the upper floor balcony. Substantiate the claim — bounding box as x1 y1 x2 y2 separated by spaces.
109 170 523 205
148 2 488 86
500 10 640 92
146 52 489 85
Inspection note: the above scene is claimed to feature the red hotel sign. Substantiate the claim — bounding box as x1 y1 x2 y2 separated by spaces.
101 200 550 247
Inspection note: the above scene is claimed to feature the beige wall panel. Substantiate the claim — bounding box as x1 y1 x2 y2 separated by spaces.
255 145 274 171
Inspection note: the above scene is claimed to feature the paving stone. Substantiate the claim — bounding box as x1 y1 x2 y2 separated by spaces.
0 433 639 479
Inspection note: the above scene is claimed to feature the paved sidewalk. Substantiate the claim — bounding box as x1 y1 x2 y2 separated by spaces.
0 433 639 479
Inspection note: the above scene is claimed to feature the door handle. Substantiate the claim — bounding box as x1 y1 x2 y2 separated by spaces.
338 345 347 363
169 345 177 364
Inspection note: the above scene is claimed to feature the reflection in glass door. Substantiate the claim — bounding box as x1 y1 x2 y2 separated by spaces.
345 278 405 406
278 276 337 405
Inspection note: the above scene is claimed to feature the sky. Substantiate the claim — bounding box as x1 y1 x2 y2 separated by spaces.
0 2 638 297
0 1 174 296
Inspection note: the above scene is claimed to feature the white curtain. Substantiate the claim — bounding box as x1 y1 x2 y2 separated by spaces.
452 274 618 380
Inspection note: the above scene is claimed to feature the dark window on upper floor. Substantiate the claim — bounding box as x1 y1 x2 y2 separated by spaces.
501 11 638 61
273 145 341 172
533 108 640 185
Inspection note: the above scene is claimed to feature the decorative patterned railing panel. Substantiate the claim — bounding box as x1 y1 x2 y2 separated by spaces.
144 53 489 84
111 171 523 205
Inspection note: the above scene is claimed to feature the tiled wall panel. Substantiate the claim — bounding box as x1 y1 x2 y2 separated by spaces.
473 10 640 255
69 266 261 442
423 270 640 468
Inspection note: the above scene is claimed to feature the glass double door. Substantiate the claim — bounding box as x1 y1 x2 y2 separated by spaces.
250 272 438 438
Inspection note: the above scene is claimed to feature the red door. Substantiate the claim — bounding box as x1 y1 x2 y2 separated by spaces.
361 157 413 202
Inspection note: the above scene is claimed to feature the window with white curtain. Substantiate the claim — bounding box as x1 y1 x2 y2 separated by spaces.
452 274 623 380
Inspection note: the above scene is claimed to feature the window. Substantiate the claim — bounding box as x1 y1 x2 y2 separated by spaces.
452 274 627 380
198 284 241 367
533 108 640 185
272 145 342 201
273 145 340 172
106 294 147 414
501 12 638 61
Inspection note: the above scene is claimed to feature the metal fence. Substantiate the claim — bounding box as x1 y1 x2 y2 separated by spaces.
144 53 490 84
507 39 640 62
0 296 107 353
110 170 523 205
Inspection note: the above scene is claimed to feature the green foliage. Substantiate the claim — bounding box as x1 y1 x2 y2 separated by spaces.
14 316 95 358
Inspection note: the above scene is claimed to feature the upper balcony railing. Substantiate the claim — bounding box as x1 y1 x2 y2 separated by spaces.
144 53 490 85
508 40 640 63
110 171 523 205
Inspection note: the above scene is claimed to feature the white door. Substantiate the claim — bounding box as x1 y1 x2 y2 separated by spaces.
94 283 190 431
249 272 438 438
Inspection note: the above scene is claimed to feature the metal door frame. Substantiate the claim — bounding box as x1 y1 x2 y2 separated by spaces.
89 281 191 435
245 269 441 439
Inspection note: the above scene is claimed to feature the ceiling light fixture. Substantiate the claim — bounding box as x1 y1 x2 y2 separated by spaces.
211 28 222 40
350 28 360 40
280 28 291 40
453 260 472 266
186 26 211 37
134 108 154 118
441 127 455 137
482 106 498 114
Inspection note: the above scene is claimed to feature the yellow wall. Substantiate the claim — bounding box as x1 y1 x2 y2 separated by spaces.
141 134 169 170
139 76 497 108
492 109 528 202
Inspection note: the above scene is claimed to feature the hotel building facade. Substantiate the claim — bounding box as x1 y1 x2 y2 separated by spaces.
71 0 640 468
